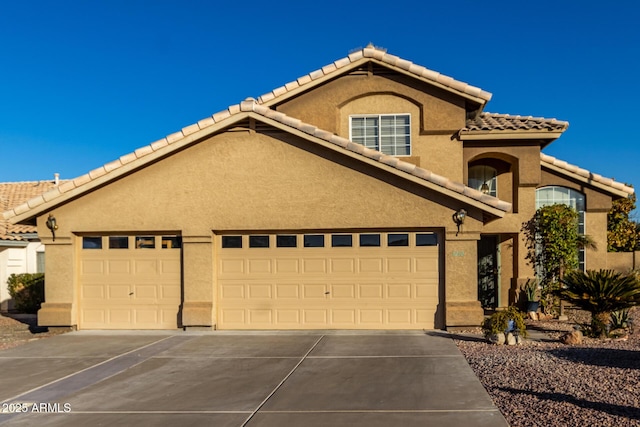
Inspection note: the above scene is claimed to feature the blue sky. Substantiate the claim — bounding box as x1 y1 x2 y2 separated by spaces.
1 1 639 211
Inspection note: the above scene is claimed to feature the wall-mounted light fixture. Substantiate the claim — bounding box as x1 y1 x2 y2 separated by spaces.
46 214 58 241
480 182 490 195
453 208 467 236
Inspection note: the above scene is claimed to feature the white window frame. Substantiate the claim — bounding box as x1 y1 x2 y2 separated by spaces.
349 114 411 156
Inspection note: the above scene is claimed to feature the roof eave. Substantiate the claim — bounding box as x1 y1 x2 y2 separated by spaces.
541 162 633 198
459 131 565 141
6 111 255 225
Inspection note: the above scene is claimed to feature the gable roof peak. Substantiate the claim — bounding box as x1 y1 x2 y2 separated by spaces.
256 46 492 106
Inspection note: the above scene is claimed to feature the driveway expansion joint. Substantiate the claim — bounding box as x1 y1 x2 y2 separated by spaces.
241 334 325 427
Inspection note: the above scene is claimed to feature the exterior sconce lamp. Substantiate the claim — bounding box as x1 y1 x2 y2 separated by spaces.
453 208 467 236
480 182 490 195
46 214 58 241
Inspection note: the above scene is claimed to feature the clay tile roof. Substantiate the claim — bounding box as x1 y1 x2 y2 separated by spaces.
257 44 492 105
2 99 512 222
240 100 511 213
463 112 569 133
0 180 66 240
540 153 634 196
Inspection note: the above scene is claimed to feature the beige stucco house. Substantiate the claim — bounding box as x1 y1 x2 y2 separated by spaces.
2 46 634 330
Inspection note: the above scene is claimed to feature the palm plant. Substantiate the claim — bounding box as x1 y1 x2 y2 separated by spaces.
557 269 640 337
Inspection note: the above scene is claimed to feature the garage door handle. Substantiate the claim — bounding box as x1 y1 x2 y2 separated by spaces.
325 291 330 295
129 292 134 296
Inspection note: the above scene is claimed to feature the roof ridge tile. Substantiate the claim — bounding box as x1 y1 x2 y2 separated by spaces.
256 46 491 105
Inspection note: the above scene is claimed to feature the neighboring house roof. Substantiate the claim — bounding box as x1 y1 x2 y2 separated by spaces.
3 98 513 225
257 44 492 108
540 153 634 197
459 113 569 143
0 180 63 241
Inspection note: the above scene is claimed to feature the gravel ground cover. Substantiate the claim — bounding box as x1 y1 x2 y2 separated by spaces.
454 308 640 427
0 313 68 351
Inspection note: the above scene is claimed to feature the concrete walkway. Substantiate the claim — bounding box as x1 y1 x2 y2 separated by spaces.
0 331 508 426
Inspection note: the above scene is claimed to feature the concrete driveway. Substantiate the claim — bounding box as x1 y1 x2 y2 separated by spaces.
0 331 507 426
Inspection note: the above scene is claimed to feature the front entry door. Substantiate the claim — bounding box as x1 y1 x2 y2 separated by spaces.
478 235 499 310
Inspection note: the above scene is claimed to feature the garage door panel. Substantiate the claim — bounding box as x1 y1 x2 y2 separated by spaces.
359 258 383 273
330 258 355 273
331 284 355 299
388 284 411 298
303 259 327 273
249 309 272 324
107 260 131 274
221 259 244 275
276 284 299 298
303 284 328 298
248 284 272 298
133 259 158 275
82 285 105 299
388 309 412 324
81 260 104 274
221 284 245 299
359 284 383 298
275 259 299 274
387 257 412 273
108 285 132 299
248 259 272 274
303 309 327 324
276 309 300 323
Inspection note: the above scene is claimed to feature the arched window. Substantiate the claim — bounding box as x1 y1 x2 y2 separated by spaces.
468 165 497 197
535 186 586 271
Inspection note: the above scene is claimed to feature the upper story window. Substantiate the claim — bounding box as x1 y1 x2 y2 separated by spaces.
469 165 497 197
350 114 411 156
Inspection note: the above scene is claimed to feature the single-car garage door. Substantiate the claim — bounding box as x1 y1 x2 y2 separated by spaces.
217 231 440 329
79 235 182 329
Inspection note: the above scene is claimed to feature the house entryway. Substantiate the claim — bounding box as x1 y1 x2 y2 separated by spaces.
478 235 499 310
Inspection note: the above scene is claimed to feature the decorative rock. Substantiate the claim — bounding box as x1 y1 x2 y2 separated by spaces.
515 335 524 345
560 330 583 345
506 332 517 346
488 333 505 345
528 311 538 321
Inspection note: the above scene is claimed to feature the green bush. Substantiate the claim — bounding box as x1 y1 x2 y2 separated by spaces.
7 273 45 313
481 306 528 339
558 269 640 338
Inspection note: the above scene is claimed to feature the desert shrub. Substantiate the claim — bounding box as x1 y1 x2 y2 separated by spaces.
558 269 640 338
610 309 631 330
7 273 45 313
481 306 528 339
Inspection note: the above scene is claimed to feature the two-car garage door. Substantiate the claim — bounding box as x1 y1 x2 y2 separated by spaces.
217 231 440 330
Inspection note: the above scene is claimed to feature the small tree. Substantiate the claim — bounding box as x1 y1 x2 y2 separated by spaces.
522 204 595 314
607 190 639 252
558 269 640 337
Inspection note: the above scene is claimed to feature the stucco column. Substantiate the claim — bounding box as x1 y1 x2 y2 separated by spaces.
181 234 214 329
444 231 484 328
37 236 77 328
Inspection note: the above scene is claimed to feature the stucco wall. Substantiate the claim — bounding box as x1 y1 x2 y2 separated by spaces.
275 72 467 180
36 127 485 328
